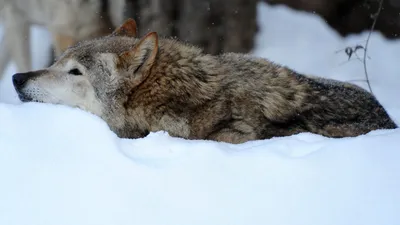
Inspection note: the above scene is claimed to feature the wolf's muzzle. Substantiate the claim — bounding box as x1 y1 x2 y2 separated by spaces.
12 72 41 102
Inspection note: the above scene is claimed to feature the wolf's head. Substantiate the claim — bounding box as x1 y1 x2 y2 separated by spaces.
13 19 158 119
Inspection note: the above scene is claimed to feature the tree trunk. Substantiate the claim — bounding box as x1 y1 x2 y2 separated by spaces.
124 0 258 55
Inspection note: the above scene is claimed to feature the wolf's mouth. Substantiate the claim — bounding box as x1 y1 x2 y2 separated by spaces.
17 92 33 102
16 92 43 103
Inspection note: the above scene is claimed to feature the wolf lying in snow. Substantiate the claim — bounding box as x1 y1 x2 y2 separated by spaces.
12 19 397 144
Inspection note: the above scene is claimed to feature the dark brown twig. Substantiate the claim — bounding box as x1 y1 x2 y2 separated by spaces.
363 0 384 94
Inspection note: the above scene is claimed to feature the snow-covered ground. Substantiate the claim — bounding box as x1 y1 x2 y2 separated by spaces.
1 2 400 225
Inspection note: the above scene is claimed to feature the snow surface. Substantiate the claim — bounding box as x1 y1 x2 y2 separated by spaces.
1 2 400 225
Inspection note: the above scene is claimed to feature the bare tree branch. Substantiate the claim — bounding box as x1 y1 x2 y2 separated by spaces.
363 0 384 94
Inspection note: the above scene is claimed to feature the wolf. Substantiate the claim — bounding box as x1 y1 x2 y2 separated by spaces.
0 0 125 78
11 19 397 144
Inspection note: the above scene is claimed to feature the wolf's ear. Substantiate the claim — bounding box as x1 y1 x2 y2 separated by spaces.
118 32 158 85
111 18 137 38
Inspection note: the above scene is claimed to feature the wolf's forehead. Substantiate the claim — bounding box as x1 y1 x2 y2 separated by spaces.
55 37 138 68
72 37 138 55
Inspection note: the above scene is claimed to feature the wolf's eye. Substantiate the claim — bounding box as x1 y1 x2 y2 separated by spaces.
68 68 82 76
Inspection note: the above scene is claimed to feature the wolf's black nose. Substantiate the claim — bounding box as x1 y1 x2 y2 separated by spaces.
12 73 31 89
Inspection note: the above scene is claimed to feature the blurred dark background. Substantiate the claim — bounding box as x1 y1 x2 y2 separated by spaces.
119 0 400 55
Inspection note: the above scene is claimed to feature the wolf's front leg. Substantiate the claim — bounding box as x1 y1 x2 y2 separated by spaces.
206 127 258 144
2 4 31 73
207 128 257 144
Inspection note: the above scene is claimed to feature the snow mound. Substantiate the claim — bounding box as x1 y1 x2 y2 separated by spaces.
1 103 399 225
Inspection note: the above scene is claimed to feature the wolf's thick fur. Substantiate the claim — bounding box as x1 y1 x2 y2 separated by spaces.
0 0 125 78
12 19 397 143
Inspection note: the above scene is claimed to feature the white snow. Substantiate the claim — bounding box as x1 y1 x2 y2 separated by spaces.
1 2 400 225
